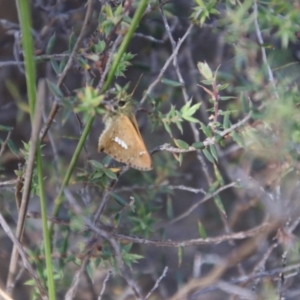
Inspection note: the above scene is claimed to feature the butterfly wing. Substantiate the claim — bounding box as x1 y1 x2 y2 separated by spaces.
98 114 152 171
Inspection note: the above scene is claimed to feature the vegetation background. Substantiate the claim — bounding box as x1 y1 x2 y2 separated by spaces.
1 0 300 299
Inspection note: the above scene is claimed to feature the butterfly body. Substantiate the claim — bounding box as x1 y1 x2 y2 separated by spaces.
98 102 152 171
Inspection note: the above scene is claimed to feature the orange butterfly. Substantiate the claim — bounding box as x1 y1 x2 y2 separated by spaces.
98 100 152 171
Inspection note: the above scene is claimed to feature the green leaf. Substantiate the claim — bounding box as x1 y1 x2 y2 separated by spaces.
70 216 85 232
47 80 64 98
181 99 192 114
166 197 173 219
89 160 104 169
178 246 183 267
164 122 172 136
202 148 214 163
59 55 69 73
192 142 204 149
200 122 213 137
197 62 213 80
218 83 229 90
91 170 104 180
24 279 35 286
104 168 118 180
197 221 207 239
184 103 201 117
46 33 56 54
223 112 230 129
78 57 90 71
69 32 76 51
209 144 218 161
214 196 226 217
111 192 127 207
7 140 19 157
0 125 13 131
86 262 93 282
214 164 224 185
50 59 60 75
201 79 214 85
175 121 183 134
161 78 183 87
178 153 183 166
219 96 236 101
183 115 200 123
94 40 106 54
231 131 245 148
173 138 189 150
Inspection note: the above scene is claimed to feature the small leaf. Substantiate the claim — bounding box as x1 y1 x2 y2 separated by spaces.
192 142 204 149
78 57 90 71
197 221 207 239
86 262 93 282
215 133 223 144
89 160 103 169
200 79 214 86
47 80 64 98
103 3 113 18
197 62 213 80
59 56 68 73
181 99 192 114
94 40 106 54
223 112 230 129
178 246 183 267
103 168 118 180
100 175 109 187
166 196 173 219
219 96 236 101
178 153 183 166
111 192 127 207
24 279 35 286
218 83 229 90
161 78 183 87
0 125 13 131
7 140 19 157
183 115 200 123
214 196 226 217
183 103 201 117
208 180 220 193
173 138 189 150
175 121 183 134
214 164 224 185
200 122 213 137
46 33 56 54
91 170 104 180
209 144 218 161
114 212 122 227
50 59 60 75
231 131 245 148
202 148 214 163
69 32 76 51
70 216 84 231
163 122 172 136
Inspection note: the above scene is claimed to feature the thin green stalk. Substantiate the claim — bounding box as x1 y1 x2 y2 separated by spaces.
36 148 56 299
50 0 149 225
16 1 56 299
16 0 36 116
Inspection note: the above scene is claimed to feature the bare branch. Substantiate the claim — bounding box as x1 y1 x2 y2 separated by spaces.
0 213 47 299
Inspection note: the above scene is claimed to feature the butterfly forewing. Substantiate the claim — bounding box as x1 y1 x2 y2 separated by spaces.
98 114 152 171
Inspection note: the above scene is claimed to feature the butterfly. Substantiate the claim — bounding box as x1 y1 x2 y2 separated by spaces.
98 100 152 171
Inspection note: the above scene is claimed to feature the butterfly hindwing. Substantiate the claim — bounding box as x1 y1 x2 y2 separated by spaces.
98 114 152 171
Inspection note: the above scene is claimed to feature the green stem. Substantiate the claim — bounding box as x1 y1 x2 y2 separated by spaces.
17 0 56 299
37 147 57 299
